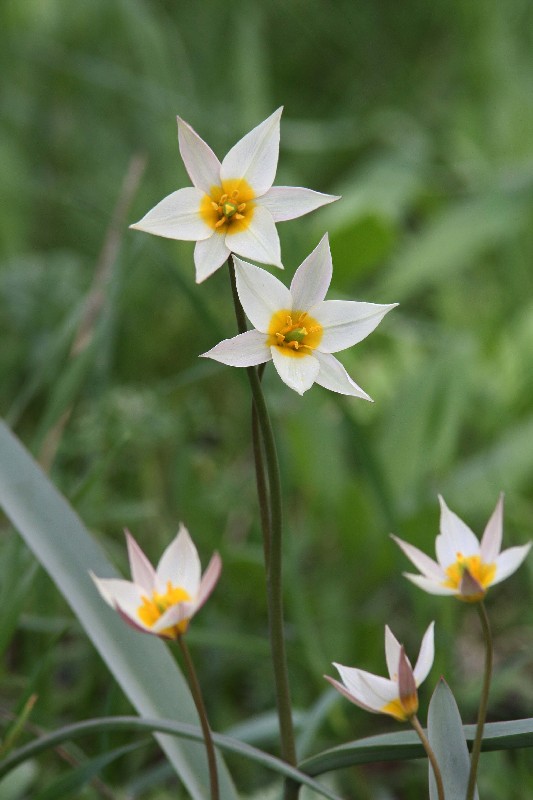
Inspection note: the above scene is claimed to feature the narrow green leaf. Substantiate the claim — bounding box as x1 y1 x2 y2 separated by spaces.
0 420 237 800
427 679 478 800
0 716 344 800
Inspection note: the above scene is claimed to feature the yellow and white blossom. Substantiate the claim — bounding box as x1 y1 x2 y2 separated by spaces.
392 494 531 602
326 622 435 721
91 526 221 639
130 108 339 283
201 234 397 396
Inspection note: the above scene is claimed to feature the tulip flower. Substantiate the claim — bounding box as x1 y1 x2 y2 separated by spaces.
91 526 221 638
325 622 435 721
392 494 531 602
201 234 397 396
130 108 339 282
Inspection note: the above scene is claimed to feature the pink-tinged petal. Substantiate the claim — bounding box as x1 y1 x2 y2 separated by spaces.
258 186 340 222
194 233 230 283
398 647 417 714
228 205 283 269
91 574 144 616
390 534 444 581
313 351 372 400
125 530 155 592
270 347 320 395
491 543 532 586
385 625 402 680
289 234 332 310
130 188 212 241
459 568 484 599
436 496 481 566
116 604 156 636
201 330 271 367
480 493 504 563
404 573 457 596
234 257 292 332
311 300 398 353
324 675 379 714
156 524 201 597
413 621 435 686
177 117 221 194
332 664 396 709
192 552 222 614
221 108 282 196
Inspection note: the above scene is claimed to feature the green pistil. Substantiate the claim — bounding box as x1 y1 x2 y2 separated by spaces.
222 201 238 218
284 327 307 343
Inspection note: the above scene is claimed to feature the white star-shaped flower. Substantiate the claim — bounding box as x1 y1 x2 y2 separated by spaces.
392 494 531 602
91 526 221 639
325 622 435 721
201 234 397 396
130 108 339 283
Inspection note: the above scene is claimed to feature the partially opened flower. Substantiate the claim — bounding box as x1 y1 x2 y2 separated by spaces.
201 234 397 396
130 108 339 283
325 622 435 722
392 494 531 602
91 526 221 639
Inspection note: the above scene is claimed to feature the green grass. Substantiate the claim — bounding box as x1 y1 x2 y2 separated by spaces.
1 0 533 796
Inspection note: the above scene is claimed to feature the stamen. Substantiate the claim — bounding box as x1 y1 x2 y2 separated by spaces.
237 203 246 212
220 194 228 203
210 201 218 210
215 217 227 228
234 213 244 220
231 190 239 199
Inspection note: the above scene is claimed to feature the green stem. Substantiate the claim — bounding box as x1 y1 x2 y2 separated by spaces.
177 636 219 800
227 260 297 794
410 714 445 800
466 601 493 800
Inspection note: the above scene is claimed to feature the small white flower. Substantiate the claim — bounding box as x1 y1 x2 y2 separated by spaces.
130 108 339 283
392 494 531 602
325 622 435 721
201 234 397 396
91 526 221 639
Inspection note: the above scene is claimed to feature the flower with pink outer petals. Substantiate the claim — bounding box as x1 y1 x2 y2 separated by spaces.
130 108 339 283
325 622 435 722
201 234 397 396
392 494 531 602
91 526 221 639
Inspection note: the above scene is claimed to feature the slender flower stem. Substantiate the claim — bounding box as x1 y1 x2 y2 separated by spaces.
410 714 445 800
177 636 219 800
227 259 298 795
466 601 493 800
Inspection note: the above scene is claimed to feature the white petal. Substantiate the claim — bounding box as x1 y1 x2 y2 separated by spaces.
390 534 445 581
201 330 271 367
270 347 320 394
289 234 332 311
312 300 398 353
130 188 212 241
177 117 221 194
91 574 145 616
153 600 193 633
356 669 399 706
325 675 380 713
156 524 201 597
313 351 372 399
234 256 292 332
258 186 340 222
192 552 222 614
436 496 480 567
221 108 282 196
404 572 457 596
480 493 504 563
332 664 395 710
194 233 230 283
413 621 435 686
228 205 283 269
385 625 402 680
491 543 532 586
126 530 155 592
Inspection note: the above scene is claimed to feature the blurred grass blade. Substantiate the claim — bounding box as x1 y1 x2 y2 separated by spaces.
0 420 238 800
299 716 533 776
0 716 344 800
427 678 478 800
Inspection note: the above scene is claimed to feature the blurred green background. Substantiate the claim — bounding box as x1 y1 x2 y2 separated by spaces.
2 0 533 797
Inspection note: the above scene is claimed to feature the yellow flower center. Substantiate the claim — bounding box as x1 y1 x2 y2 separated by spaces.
137 581 191 638
443 553 496 602
268 309 323 358
381 695 418 721
200 178 256 235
